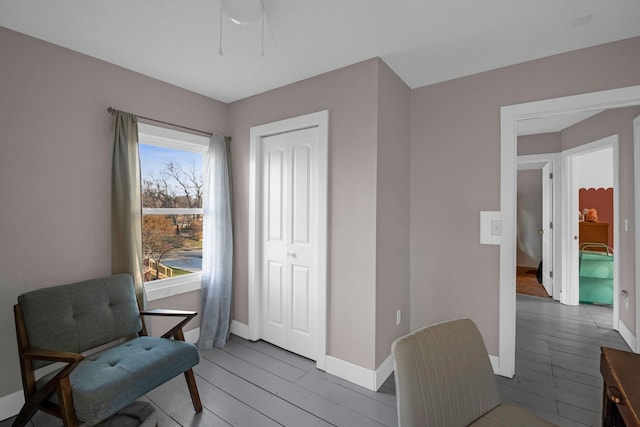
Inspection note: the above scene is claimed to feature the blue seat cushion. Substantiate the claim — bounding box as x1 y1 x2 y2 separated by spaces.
39 336 199 424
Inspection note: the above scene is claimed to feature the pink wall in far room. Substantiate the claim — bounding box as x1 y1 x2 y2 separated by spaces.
579 188 614 248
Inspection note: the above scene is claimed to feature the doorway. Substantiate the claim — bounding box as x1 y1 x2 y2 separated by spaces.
248 110 328 370
499 85 640 378
562 137 618 323
517 154 558 300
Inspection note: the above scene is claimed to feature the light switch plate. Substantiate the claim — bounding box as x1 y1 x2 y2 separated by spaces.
480 211 501 245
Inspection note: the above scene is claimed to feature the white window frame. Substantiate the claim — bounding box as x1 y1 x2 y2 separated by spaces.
138 123 209 302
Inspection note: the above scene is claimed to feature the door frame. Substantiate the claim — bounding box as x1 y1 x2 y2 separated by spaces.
561 136 619 319
499 85 640 378
248 110 329 370
634 114 640 353
517 153 560 299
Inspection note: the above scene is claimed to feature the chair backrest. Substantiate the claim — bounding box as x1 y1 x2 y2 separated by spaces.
391 318 500 427
18 274 142 368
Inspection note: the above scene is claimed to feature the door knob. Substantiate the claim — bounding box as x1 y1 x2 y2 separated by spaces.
287 252 297 258
539 229 544 235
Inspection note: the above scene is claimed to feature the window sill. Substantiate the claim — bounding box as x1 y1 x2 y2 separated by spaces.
144 273 202 302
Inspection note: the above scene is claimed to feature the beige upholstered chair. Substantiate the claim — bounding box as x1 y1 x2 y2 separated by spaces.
391 319 556 426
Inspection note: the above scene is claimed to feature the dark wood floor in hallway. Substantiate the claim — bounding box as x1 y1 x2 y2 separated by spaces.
1 295 630 426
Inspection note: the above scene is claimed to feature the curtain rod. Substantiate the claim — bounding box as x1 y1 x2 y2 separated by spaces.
107 106 213 137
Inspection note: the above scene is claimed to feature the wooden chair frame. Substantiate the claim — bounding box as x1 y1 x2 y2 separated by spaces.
13 306 202 427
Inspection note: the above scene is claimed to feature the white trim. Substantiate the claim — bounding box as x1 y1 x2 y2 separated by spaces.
0 390 23 421
634 114 640 353
325 355 394 392
248 110 329 371
144 274 201 301
489 355 500 374
561 136 620 327
500 85 640 377
374 355 395 391
619 320 636 351
138 123 209 152
230 320 250 339
142 208 204 215
517 153 561 170
184 327 200 344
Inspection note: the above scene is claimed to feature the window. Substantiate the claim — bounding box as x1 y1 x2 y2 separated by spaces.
138 123 209 300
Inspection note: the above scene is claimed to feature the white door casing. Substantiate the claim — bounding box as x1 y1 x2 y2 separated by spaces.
561 136 619 319
248 110 328 370
635 114 640 353
541 162 554 296
500 85 640 378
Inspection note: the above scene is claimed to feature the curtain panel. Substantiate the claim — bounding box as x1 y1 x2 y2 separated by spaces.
111 111 145 306
199 134 233 349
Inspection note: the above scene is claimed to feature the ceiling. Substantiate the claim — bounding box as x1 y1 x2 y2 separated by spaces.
517 109 605 136
1 0 640 105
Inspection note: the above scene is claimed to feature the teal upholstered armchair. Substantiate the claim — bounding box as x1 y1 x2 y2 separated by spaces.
13 274 202 427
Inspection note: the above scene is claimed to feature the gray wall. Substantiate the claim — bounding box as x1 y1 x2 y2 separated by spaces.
374 60 411 366
517 170 543 268
409 36 640 353
228 57 412 370
518 133 561 156
2 24 640 402
0 27 228 397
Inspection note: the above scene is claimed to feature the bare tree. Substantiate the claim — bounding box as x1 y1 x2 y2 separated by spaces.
142 175 176 208
163 161 203 208
143 216 184 280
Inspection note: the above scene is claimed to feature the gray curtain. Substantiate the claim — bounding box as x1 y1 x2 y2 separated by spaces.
111 111 145 306
199 134 233 349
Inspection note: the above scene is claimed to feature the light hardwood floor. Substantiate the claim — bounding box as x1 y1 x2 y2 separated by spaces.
2 295 629 427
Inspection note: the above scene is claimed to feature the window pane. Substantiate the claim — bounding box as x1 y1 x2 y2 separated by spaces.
139 143 204 283
139 144 203 209
142 213 203 281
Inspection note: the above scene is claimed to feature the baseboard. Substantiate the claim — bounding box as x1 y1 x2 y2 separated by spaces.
230 320 249 339
325 354 394 392
619 320 636 351
0 390 23 422
374 355 395 390
489 355 500 374
186 320 249 343
184 327 200 343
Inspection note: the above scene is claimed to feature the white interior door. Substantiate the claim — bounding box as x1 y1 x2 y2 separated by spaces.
260 127 318 360
541 162 553 296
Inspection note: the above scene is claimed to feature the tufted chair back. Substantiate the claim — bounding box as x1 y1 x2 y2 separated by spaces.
18 273 142 369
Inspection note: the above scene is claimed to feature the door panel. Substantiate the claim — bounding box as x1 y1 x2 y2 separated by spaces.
291 144 311 244
260 127 318 361
266 148 285 242
291 266 310 333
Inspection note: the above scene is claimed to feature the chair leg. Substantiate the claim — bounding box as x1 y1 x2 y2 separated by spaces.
10 402 38 427
184 369 202 412
57 378 79 427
